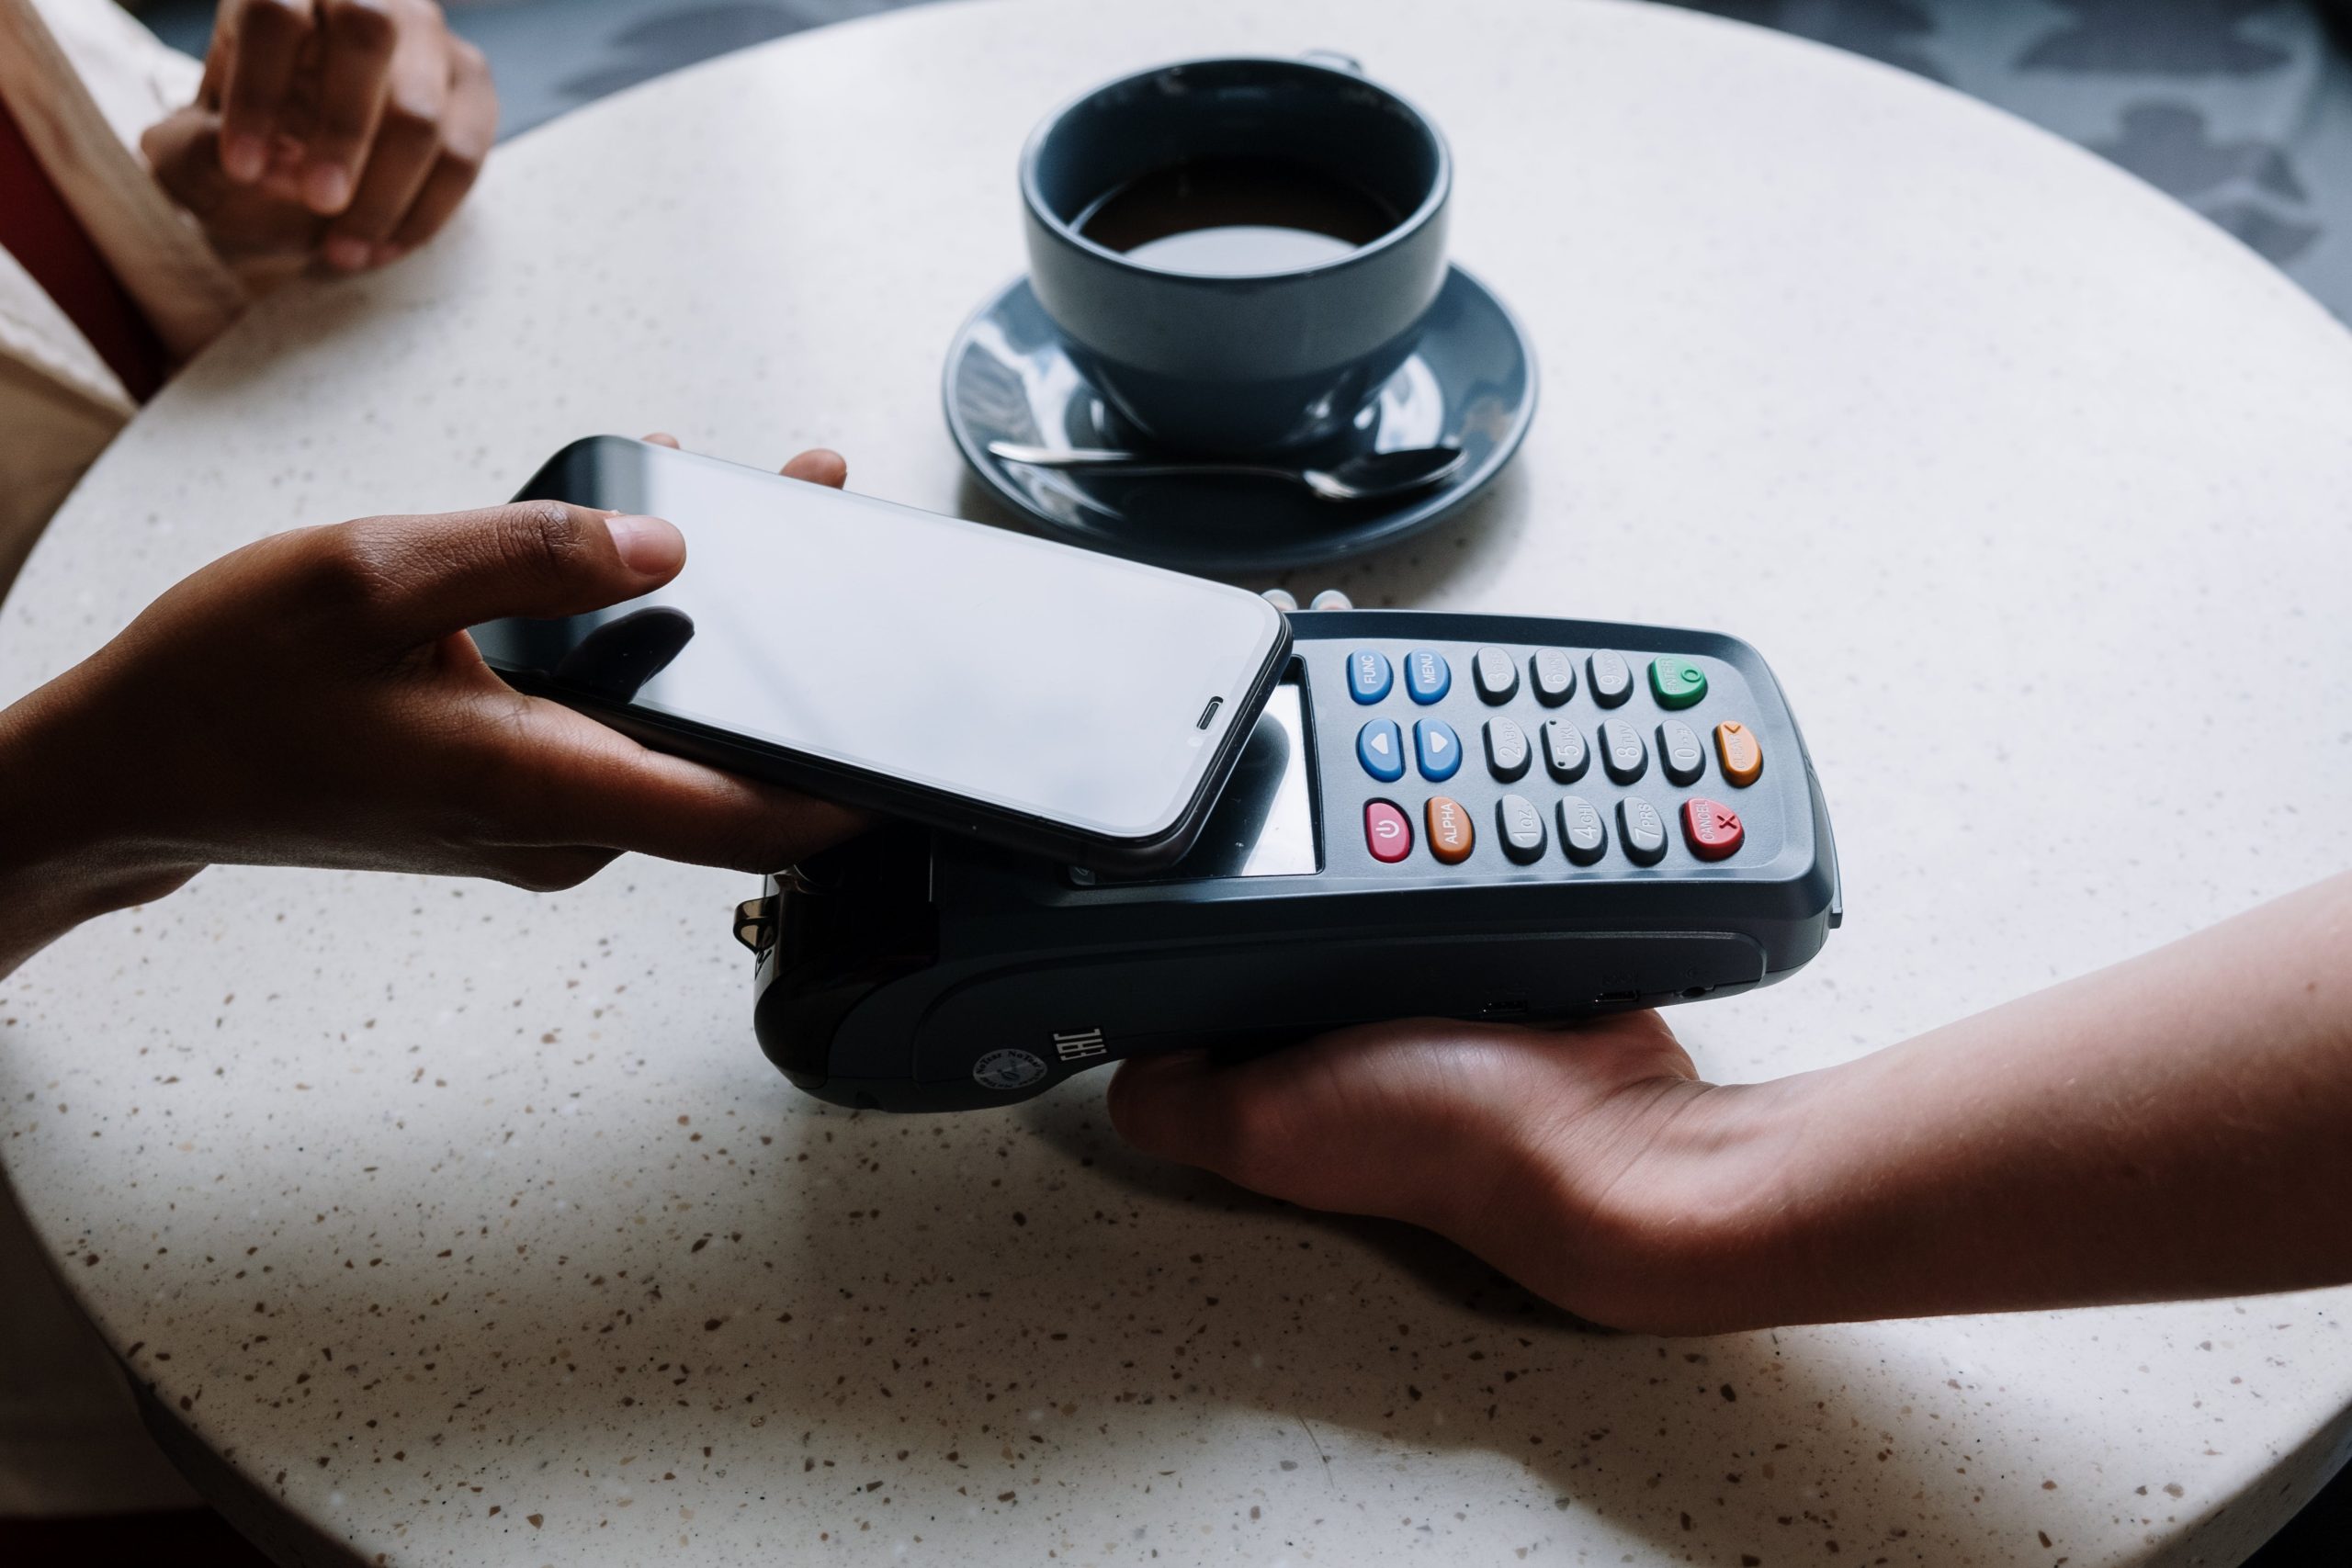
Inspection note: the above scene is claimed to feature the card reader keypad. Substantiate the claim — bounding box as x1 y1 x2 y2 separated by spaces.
1343 640 1774 875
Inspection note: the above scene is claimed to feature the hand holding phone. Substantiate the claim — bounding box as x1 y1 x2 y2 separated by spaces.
471 437 1294 870
0 442 864 978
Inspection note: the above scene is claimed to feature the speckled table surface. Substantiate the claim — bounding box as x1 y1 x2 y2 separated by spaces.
6 1 2352 1563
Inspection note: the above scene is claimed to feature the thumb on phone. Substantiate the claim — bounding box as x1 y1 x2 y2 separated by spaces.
302 501 684 648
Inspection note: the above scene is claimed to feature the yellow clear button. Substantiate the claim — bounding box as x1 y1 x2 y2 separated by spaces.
1713 721 1763 787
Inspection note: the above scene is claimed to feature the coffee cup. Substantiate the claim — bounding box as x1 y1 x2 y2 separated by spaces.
1019 55 1452 456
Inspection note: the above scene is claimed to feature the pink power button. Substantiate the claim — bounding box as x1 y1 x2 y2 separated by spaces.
1364 800 1413 863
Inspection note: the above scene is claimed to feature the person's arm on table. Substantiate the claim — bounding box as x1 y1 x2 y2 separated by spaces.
1110 872 2352 1334
0 443 855 980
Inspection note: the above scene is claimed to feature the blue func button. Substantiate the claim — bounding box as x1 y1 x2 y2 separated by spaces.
1414 717 1462 781
1348 649 1393 704
1356 717 1406 782
1405 649 1452 704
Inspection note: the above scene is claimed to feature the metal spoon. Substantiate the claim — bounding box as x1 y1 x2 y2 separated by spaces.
987 441 1465 503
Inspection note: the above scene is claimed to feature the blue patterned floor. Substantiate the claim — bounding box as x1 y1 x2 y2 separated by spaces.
142 0 2352 320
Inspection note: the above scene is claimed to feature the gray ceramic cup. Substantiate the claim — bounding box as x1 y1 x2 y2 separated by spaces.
1019 56 1452 456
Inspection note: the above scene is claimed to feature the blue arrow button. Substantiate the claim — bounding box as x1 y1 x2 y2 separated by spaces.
1415 717 1462 781
1357 718 1405 782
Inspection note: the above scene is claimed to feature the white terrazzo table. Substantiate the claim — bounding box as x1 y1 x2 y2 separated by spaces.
6 1 2352 1562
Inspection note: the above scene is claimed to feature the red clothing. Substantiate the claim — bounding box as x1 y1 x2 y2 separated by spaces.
0 85 162 399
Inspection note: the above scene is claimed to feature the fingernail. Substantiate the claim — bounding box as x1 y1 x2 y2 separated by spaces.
222 132 267 183
303 162 352 213
323 235 372 272
605 514 684 575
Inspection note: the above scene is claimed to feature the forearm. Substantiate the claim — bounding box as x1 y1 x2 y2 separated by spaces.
1631 873 2352 1331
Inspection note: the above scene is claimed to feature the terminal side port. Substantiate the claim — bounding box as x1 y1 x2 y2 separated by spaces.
1479 998 1529 1019
1594 989 1642 1006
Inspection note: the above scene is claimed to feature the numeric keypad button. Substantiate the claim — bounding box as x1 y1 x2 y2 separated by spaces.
1599 719 1647 784
1531 648 1577 705
1473 646 1520 704
1589 650 1634 707
1657 720 1704 785
1618 795 1668 865
1496 795 1546 863
1484 717 1531 781
1557 795 1608 864
1540 720 1589 783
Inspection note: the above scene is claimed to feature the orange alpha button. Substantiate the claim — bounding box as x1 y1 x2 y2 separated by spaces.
1425 795 1475 863
1680 797 1746 861
1713 721 1763 787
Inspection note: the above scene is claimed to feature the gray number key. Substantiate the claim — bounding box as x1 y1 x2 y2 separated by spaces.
1474 646 1521 704
1496 794 1547 863
1485 716 1531 781
1600 718 1647 783
1657 719 1704 785
1589 649 1634 707
1557 795 1607 864
1531 648 1577 705
1618 795 1668 865
1541 720 1589 783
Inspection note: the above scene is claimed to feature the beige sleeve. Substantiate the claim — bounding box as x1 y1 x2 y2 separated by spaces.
28 0 204 154
0 352 126 599
0 0 243 359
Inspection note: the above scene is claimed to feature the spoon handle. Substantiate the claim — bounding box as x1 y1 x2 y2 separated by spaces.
987 443 1306 487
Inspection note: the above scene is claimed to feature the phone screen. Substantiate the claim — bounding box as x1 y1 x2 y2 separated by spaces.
471 439 1287 842
1084 678 1321 883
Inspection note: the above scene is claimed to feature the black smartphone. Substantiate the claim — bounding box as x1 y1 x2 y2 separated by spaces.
470 436 1292 871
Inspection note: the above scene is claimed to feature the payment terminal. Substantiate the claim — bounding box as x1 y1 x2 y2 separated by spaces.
735 609 1842 1112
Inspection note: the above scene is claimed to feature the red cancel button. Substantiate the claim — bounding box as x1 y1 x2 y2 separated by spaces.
1364 800 1413 863
1680 797 1745 860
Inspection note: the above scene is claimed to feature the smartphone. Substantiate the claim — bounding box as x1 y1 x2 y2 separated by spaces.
470 436 1292 871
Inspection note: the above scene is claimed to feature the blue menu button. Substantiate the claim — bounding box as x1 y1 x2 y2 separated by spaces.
1357 718 1406 782
1347 649 1392 704
1415 717 1463 781
1406 649 1452 704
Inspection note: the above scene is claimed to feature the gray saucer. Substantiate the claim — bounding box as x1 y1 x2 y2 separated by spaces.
943 264 1537 575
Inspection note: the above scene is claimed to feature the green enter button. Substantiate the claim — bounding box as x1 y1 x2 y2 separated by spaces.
1648 656 1708 709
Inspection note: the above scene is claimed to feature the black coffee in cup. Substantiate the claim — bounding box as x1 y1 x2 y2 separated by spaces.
1075 155 1406 276
1021 56 1452 454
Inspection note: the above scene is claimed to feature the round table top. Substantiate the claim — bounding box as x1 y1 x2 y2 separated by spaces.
8 0 2352 1562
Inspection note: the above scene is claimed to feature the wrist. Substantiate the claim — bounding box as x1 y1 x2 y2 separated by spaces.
1504 1071 1828 1334
0 673 201 971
